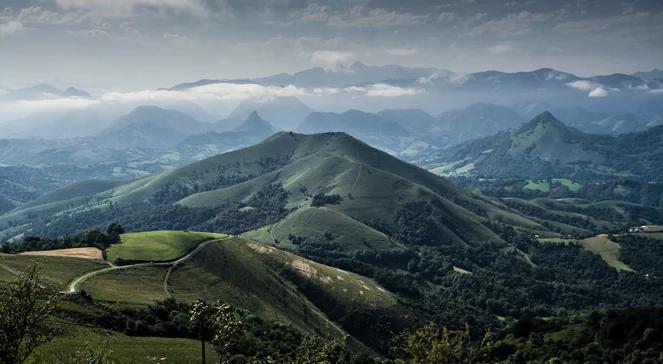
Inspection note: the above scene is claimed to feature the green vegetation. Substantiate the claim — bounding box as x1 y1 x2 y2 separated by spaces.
0 255 107 287
79 265 169 305
0 265 58 364
106 231 225 263
524 179 550 192
29 323 218 364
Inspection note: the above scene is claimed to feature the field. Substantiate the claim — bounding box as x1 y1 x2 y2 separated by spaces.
80 265 169 305
29 322 217 364
524 180 550 192
0 254 108 287
106 230 226 263
580 235 635 272
537 234 635 272
19 247 103 260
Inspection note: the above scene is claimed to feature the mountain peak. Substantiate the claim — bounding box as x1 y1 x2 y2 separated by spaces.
233 110 277 133
62 87 91 98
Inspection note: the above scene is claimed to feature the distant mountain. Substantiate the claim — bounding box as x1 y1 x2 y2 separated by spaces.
226 97 311 130
176 111 278 160
513 100 663 135
2 84 91 100
296 110 425 156
61 87 91 98
421 112 663 181
378 104 525 147
97 105 211 149
255 61 451 88
633 68 663 82
435 103 526 145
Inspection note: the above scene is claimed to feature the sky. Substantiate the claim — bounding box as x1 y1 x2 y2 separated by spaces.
1 0 663 90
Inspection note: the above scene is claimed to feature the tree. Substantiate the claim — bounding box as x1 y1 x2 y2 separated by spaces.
0 265 59 364
190 300 244 363
106 223 125 244
391 322 493 364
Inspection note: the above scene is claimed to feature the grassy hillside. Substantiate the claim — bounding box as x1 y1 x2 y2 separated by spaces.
106 231 226 263
15 180 125 212
0 254 107 287
168 237 400 342
80 265 169 305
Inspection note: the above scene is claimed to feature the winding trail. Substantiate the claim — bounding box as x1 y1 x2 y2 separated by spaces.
66 236 231 294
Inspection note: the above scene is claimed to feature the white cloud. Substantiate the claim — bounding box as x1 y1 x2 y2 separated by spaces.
385 48 419 56
0 97 100 121
0 21 23 36
588 87 608 97
310 50 355 70
345 83 422 97
566 80 598 91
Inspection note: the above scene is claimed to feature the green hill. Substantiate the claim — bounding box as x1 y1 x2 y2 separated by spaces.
422 111 663 181
1 132 543 250
106 230 226 263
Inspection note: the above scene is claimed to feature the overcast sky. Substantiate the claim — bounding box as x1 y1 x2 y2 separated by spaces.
1 0 662 90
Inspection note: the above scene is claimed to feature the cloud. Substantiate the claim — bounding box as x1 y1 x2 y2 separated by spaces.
54 0 205 16
566 80 598 91
328 6 428 27
385 48 419 56
310 50 355 70
487 44 513 54
588 87 608 97
344 83 422 97
0 21 23 36
0 97 100 121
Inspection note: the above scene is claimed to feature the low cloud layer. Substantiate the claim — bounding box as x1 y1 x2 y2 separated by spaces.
0 81 424 122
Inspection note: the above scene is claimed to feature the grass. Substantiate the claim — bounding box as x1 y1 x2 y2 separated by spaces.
80 265 169 305
169 237 397 340
29 322 217 364
243 206 399 252
537 235 635 272
524 180 550 192
106 230 226 263
0 254 108 287
168 237 345 336
553 178 582 192
580 235 635 272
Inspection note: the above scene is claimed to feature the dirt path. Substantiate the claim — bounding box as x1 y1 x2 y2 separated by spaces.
67 236 231 294
0 262 22 277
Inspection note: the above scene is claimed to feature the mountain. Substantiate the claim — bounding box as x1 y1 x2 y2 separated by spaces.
295 110 425 156
225 97 311 130
0 131 544 246
254 61 451 88
422 111 663 180
2 84 91 100
633 68 663 82
435 103 526 145
175 111 278 160
97 106 211 149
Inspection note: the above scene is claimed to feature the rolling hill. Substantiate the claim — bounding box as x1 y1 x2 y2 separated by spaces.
0 131 544 250
421 111 663 181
